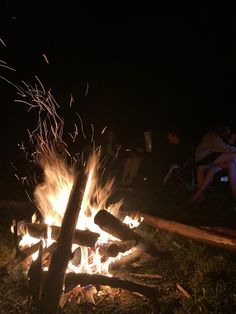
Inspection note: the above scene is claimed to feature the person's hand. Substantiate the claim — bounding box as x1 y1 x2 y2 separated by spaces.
228 133 236 145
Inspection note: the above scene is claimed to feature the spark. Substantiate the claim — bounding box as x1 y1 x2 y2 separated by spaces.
85 81 89 96
65 149 71 157
76 112 86 140
25 190 34 202
69 94 74 107
114 145 121 159
90 123 94 143
101 126 107 134
0 38 6 47
0 63 16 71
42 53 49 64
10 162 18 171
14 174 20 181
0 75 25 95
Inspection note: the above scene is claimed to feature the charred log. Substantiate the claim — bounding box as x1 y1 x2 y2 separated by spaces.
98 240 137 257
18 221 99 247
71 246 81 266
108 246 144 272
40 169 87 314
28 242 43 306
94 209 158 256
7 241 41 273
64 272 156 300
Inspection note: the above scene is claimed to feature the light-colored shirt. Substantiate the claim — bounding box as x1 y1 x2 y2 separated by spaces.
195 131 236 162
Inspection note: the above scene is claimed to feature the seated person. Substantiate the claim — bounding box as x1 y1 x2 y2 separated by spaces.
160 126 191 185
121 135 144 188
190 121 236 202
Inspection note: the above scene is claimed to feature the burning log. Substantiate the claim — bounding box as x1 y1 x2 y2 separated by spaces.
7 241 41 273
128 212 236 253
98 240 137 257
40 170 87 314
108 246 145 272
94 210 158 256
28 242 43 306
71 246 81 266
64 272 157 300
94 209 137 240
18 221 99 247
41 242 57 267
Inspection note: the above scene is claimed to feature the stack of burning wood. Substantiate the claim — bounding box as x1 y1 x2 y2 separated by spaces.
6 172 158 313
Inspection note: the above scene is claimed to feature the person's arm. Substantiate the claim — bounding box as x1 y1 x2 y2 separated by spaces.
211 133 236 153
227 133 236 146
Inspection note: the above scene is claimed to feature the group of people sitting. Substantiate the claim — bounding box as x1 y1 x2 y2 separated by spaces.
190 122 236 203
102 120 236 205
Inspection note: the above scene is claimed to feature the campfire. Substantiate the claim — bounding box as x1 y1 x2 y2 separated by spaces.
5 78 158 313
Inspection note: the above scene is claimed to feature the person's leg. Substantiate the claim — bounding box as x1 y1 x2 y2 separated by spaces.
190 165 223 202
228 162 236 198
212 152 236 165
216 161 236 198
196 165 209 188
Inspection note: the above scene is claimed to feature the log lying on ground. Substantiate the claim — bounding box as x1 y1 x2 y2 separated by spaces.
64 272 156 300
200 226 236 239
98 240 137 257
40 169 87 314
127 211 236 253
94 210 158 256
18 222 99 247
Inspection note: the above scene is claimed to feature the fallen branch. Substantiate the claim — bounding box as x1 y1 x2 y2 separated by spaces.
64 272 156 300
127 212 236 253
176 283 191 299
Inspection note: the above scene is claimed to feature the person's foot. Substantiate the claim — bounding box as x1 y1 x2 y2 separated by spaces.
188 192 204 203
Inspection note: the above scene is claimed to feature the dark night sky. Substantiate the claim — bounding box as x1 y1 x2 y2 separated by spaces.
1 5 236 161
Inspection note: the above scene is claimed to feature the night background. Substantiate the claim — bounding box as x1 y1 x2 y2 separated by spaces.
1 6 236 191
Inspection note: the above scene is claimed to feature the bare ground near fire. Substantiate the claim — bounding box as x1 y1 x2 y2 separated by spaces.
1 176 236 313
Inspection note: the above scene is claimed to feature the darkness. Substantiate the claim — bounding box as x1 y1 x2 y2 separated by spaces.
1 6 236 165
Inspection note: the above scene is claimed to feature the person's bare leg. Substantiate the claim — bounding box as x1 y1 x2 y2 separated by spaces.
212 152 236 165
190 165 222 202
196 166 209 188
212 153 236 198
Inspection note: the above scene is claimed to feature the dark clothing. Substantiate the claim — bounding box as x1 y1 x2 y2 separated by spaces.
195 152 222 166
